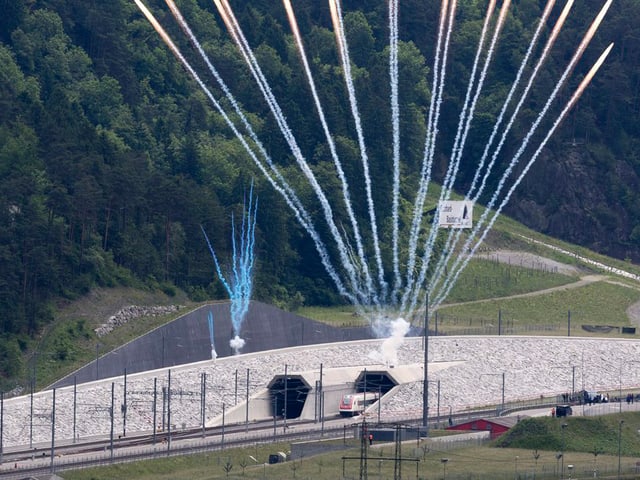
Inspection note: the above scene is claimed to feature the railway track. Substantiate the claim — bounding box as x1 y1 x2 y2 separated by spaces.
0 408 504 479
0 416 351 479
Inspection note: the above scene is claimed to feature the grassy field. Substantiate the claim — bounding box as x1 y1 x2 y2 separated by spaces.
297 265 640 336
28 287 199 390
296 256 581 327
492 214 640 280
59 445 639 480
441 256 579 302
436 280 640 335
62 413 640 479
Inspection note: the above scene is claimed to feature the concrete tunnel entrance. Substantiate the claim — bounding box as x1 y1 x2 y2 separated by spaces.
266 369 398 421
355 370 397 395
268 375 311 420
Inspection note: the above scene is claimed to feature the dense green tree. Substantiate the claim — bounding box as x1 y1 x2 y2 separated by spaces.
0 0 637 362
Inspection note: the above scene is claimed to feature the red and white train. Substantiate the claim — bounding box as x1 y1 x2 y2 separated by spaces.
338 392 380 416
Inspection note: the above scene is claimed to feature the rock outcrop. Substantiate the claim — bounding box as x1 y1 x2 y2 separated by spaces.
94 305 182 337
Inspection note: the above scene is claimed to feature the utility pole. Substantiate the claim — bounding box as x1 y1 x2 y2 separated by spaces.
272 395 277 440
359 416 368 480
423 292 429 434
167 369 172 453
109 383 114 461
201 372 206 437
153 377 157 445
284 364 288 429
245 368 250 432
394 424 402 480
50 388 56 473
73 377 77 443
30 376 34 449
0 391 4 466
123 368 127 437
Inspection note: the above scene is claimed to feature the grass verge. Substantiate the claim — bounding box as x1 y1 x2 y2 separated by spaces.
61 413 640 479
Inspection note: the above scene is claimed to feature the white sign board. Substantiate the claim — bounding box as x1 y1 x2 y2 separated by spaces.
438 201 473 228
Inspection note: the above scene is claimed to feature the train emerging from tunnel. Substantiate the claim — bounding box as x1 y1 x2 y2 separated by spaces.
338 391 380 416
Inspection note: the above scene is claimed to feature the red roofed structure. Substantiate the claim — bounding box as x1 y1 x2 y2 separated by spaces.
446 416 523 440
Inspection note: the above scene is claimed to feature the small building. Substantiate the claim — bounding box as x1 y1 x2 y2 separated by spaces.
446 416 523 439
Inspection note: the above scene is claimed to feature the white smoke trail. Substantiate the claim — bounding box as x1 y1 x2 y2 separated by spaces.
412 0 504 313
430 0 564 297
433 0 611 306
401 0 455 312
328 0 387 304
137 0 613 344
440 0 500 196
432 28 614 310
389 0 401 298
423 0 502 296
213 0 370 305
282 0 378 307
466 0 566 202
136 0 361 306
408 1 493 316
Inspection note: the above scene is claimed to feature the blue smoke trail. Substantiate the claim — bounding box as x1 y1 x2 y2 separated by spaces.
202 183 258 353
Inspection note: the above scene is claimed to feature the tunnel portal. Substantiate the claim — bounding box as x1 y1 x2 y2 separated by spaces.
268 376 311 420
354 370 398 395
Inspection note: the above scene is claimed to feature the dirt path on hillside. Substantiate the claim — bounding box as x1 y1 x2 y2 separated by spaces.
475 250 584 276
469 250 640 326
441 272 607 309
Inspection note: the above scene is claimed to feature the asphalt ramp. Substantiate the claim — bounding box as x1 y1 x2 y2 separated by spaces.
50 301 383 388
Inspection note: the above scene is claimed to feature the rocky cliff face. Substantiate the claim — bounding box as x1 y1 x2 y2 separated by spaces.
506 145 640 262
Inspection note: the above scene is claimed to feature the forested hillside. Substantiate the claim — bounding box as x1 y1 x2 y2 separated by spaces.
1 0 639 379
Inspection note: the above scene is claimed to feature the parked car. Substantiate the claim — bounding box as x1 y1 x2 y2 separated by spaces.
555 405 573 417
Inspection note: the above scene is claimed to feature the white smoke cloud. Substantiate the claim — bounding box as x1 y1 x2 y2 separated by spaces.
368 317 410 366
230 335 246 355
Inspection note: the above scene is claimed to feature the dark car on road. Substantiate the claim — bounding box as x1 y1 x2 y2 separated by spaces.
555 405 573 417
